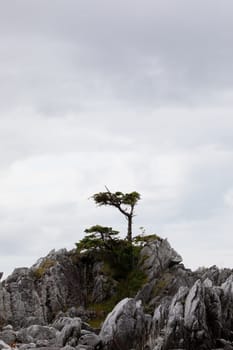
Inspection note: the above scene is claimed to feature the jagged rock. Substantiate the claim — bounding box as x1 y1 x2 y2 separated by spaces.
78 333 101 348
145 273 233 350
196 265 233 286
100 298 147 350
0 329 16 345
0 248 120 329
36 339 50 347
135 282 155 304
91 261 118 305
140 238 182 281
184 280 211 348
61 345 76 350
2 238 233 350
0 250 87 328
163 286 189 348
16 325 57 344
56 318 81 347
18 343 36 350
76 345 93 350
52 317 76 331
92 275 116 304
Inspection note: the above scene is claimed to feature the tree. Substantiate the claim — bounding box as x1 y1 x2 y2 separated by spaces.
92 188 141 242
76 225 119 252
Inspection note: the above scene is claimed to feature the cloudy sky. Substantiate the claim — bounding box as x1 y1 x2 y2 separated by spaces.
1 0 233 277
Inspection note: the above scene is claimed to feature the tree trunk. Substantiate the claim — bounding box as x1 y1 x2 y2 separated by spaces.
127 215 132 242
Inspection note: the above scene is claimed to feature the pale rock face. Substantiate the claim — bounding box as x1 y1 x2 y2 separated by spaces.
140 238 182 281
184 280 205 330
0 250 85 328
0 249 118 329
100 298 147 350
164 286 189 348
56 318 81 347
146 273 233 350
0 340 11 350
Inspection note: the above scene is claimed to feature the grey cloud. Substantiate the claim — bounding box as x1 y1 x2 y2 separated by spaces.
1 0 233 114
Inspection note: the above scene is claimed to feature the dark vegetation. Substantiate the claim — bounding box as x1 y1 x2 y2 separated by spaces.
74 189 159 326
75 233 153 327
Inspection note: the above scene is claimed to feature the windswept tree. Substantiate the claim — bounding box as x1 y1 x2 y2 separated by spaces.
92 188 141 242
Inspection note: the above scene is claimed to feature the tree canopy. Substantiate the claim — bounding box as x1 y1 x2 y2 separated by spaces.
76 225 119 252
92 188 141 242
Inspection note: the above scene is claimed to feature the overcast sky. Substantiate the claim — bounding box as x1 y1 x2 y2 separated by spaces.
1 0 233 278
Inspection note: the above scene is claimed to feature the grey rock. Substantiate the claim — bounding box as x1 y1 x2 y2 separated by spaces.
78 333 101 348
217 338 233 348
140 238 182 281
0 329 16 345
56 318 81 347
145 273 233 350
61 346 76 350
32 348 60 350
100 298 147 350
91 262 117 304
36 339 49 347
18 343 36 350
0 340 10 350
0 249 86 328
2 238 233 350
80 323 96 333
76 345 93 350
16 325 57 344
52 317 75 331
224 346 233 350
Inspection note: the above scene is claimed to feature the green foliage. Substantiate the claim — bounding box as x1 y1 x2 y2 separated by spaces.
133 233 162 246
76 225 119 253
105 239 133 279
74 233 161 327
75 235 103 252
87 259 147 328
91 188 141 241
87 299 117 329
33 259 56 279
92 190 140 208
84 225 119 244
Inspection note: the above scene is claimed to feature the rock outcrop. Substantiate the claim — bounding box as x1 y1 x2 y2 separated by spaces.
0 249 116 328
0 237 233 350
100 298 148 350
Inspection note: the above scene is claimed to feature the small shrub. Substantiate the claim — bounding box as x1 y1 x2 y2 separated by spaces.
33 259 56 279
133 233 162 246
